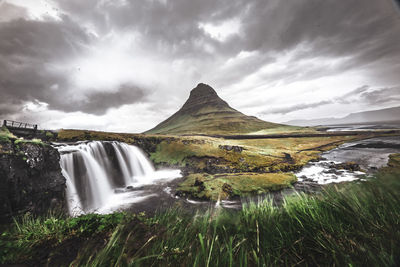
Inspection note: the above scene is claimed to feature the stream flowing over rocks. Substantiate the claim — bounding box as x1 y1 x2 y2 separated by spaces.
1 135 399 218
296 136 400 184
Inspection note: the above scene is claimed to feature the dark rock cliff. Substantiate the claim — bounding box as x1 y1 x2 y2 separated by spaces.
0 141 66 221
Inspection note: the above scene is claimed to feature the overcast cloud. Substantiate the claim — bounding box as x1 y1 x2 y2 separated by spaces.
0 0 400 132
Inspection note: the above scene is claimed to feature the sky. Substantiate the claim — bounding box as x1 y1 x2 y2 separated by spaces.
0 0 400 132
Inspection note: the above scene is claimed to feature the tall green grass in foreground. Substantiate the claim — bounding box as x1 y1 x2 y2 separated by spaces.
78 173 400 267
1 171 400 266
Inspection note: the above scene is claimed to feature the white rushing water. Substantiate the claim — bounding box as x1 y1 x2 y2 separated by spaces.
296 160 366 184
295 136 400 184
57 141 181 216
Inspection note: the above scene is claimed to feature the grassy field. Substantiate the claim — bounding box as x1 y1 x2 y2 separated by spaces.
1 154 399 266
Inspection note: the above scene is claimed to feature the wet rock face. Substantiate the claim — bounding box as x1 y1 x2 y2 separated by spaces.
132 136 176 156
0 141 66 221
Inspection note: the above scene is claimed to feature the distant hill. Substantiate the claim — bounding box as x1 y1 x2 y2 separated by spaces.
286 106 400 126
145 83 288 135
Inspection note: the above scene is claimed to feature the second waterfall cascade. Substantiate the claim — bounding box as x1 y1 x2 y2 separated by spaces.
57 141 181 215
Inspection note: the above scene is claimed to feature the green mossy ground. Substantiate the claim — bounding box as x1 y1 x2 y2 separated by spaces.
0 127 47 155
144 109 301 135
380 153 400 173
150 135 366 199
177 172 297 200
149 135 361 170
57 129 140 143
0 126 15 144
14 138 46 146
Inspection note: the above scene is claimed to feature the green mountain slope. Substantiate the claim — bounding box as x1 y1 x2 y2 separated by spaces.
145 83 291 135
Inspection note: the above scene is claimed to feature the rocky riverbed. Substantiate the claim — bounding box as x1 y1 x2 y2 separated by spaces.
297 136 400 185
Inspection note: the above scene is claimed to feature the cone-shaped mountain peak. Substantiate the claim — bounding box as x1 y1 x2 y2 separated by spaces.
145 83 284 135
190 83 218 98
180 83 230 114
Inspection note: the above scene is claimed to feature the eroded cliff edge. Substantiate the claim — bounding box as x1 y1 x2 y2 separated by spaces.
0 137 66 221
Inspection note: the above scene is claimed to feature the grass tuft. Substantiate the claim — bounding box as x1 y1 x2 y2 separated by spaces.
0 126 16 143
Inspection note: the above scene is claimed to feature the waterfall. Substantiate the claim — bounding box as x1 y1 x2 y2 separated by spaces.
57 141 181 215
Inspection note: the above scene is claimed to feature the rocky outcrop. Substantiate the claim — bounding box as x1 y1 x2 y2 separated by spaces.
218 145 244 153
329 162 361 172
0 140 66 221
131 136 176 156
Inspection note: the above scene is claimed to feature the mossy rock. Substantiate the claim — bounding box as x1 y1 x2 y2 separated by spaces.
177 172 297 200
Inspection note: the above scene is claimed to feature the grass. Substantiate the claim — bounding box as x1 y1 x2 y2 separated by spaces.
14 138 46 146
0 126 46 147
1 155 400 266
149 135 362 171
0 126 16 143
45 131 54 139
144 99 288 135
0 212 135 264
57 129 138 143
248 125 316 135
177 172 297 200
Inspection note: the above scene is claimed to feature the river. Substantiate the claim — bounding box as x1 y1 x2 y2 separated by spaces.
55 134 400 215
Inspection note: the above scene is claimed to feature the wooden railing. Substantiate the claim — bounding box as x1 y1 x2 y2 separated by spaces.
3 120 38 131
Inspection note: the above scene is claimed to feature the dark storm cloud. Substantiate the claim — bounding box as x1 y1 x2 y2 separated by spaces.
0 15 147 116
233 0 400 87
341 85 370 99
263 100 333 115
56 0 259 60
0 2 28 22
0 102 22 116
244 0 399 55
393 0 400 10
63 0 400 88
0 16 90 116
0 15 90 60
359 86 400 105
1 0 400 125
260 83 400 115
335 85 371 104
48 84 146 115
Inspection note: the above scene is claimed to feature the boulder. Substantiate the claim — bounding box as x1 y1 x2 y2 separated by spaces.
329 161 361 171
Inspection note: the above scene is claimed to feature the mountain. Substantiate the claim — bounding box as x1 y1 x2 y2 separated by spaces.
145 83 284 135
286 106 400 126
